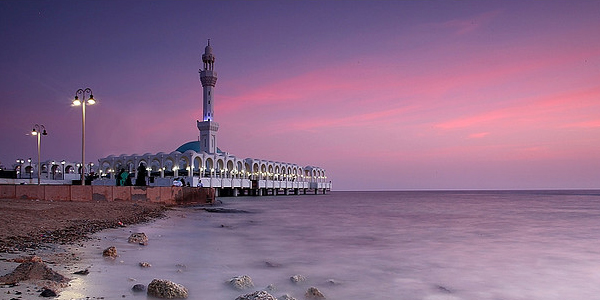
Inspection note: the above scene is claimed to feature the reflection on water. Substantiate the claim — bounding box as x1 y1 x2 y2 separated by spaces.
59 190 600 300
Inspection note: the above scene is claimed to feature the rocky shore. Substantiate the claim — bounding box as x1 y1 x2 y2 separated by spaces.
0 198 168 252
0 198 169 298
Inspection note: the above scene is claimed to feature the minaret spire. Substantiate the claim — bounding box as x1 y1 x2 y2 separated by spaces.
197 40 219 154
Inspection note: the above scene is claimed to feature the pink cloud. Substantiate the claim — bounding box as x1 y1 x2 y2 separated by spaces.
468 132 490 139
561 120 600 128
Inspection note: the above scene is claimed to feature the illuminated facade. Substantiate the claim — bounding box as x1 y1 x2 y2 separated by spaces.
96 42 331 195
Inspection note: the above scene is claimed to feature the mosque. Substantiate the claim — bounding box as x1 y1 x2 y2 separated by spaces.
94 42 331 196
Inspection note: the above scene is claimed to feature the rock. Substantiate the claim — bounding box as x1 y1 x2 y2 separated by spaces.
326 279 341 285
11 255 43 263
128 232 148 245
40 288 57 297
202 207 251 213
265 283 276 292
0 262 68 285
229 275 254 290
305 287 325 299
265 261 281 268
278 294 297 300
290 274 306 284
73 269 90 275
102 246 118 258
139 262 152 268
147 278 188 299
235 290 276 300
132 283 146 292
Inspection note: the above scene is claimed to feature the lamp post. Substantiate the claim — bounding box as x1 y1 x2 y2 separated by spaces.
88 162 94 180
16 159 24 179
31 125 47 185
73 88 95 185
61 160 66 180
27 158 32 179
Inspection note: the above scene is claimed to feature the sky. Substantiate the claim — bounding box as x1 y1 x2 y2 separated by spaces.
0 0 599 191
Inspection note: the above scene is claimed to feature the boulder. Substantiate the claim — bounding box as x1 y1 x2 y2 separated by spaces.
305 287 325 299
132 283 146 292
290 274 306 284
265 283 276 292
235 290 276 300
40 288 57 297
0 261 68 285
147 279 188 299
278 294 297 300
102 246 118 258
73 269 89 275
128 232 149 245
229 275 254 290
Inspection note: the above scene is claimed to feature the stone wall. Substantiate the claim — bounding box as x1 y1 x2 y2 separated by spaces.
0 185 215 205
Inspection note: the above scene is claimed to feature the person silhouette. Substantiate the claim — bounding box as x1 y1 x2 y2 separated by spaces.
136 163 148 186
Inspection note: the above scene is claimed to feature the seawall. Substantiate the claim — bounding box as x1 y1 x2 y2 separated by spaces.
0 184 215 205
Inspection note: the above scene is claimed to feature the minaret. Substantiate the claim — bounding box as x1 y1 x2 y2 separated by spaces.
197 40 219 153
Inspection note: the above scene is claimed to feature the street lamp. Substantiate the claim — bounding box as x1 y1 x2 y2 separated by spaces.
61 160 66 180
31 124 47 185
27 158 32 178
16 159 24 179
73 88 95 185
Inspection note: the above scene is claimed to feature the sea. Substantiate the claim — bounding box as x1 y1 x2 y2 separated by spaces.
58 190 600 300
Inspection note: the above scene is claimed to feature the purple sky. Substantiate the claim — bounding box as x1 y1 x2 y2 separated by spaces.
1 1 599 190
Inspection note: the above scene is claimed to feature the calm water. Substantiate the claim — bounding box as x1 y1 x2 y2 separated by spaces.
59 190 600 300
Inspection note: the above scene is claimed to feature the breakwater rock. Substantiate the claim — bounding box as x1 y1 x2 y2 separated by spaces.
235 290 276 300
147 278 188 299
128 232 149 245
229 275 255 290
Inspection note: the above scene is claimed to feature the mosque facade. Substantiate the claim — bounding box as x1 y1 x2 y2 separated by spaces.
95 42 331 196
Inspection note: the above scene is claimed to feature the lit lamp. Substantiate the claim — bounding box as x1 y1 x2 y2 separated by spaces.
16 159 24 179
27 158 32 178
31 124 47 185
60 160 66 180
73 88 95 185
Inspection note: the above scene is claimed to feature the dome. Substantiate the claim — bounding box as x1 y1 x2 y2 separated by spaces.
175 141 223 153
205 44 213 54
176 141 200 153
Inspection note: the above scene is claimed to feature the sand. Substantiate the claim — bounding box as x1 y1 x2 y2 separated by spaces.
0 198 168 297
0 199 167 252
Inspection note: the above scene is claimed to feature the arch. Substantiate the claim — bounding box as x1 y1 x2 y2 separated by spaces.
260 163 267 179
164 158 175 177
194 156 202 176
236 161 243 178
226 160 234 178
216 159 224 177
115 161 124 172
25 166 33 177
178 157 189 176
205 158 214 177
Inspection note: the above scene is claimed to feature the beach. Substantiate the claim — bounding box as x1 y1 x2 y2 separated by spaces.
0 198 168 298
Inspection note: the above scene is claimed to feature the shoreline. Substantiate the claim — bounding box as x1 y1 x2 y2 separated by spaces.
0 199 170 297
0 199 169 253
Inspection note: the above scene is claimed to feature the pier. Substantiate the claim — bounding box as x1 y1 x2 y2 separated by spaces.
94 154 331 197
